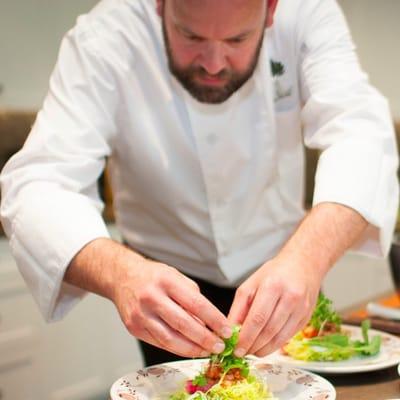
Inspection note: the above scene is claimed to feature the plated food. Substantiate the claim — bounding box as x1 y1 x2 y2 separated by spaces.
169 326 277 400
110 359 336 400
110 316 337 399
283 293 381 362
260 293 400 374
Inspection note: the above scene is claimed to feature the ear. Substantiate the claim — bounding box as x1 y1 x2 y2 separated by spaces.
156 0 163 17
265 0 279 28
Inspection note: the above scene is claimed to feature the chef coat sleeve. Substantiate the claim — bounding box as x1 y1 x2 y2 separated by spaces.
0 19 119 321
298 0 399 256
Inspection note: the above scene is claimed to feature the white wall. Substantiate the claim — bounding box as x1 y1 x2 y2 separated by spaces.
338 0 400 119
0 0 399 118
0 0 98 109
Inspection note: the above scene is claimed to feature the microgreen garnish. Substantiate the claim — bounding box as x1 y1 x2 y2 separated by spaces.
192 325 249 386
192 374 208 387
309 293 341 331
216 325 249 376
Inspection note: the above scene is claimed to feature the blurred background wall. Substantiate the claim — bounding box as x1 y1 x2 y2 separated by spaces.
338 0 400 120
0 0 399 119
0 0 98 108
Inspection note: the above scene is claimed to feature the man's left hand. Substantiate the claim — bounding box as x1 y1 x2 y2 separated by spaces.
227 255 322 357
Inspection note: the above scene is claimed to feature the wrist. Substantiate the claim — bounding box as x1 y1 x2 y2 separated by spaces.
109 244 148 302
65 238 146 302
274 203 367 280
274 245 329 280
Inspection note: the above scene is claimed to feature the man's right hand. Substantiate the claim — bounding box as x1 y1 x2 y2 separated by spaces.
112 258 232 357
65 238 232 358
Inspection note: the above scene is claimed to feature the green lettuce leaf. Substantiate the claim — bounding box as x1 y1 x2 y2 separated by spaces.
285 319 381 361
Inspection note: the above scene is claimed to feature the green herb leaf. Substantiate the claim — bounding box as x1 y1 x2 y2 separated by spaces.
211 325 249 376
220 325 240 357
307 334 350 348
361 319 370 345
354 335 381 356
309 293 341 330
285 312 382 362
192 374 207 387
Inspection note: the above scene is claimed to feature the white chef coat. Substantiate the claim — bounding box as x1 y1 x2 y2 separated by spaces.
1 0 398 322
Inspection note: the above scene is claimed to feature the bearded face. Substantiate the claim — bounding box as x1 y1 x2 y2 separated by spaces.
160 0 268 104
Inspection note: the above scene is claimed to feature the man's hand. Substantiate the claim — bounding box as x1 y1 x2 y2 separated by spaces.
112 258 232 357
65 238 232 358
228 202 368 357
227 255 320 357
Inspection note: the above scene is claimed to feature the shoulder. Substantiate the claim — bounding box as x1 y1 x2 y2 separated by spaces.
64 0 161 66
269 0 350 71
271 0 346 47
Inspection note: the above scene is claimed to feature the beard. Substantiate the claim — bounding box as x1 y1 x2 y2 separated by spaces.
162 20 265 104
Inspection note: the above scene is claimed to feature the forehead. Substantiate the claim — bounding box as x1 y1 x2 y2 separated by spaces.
166 0 266 37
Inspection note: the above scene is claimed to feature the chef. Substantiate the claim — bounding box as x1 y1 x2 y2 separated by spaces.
1 0 398 366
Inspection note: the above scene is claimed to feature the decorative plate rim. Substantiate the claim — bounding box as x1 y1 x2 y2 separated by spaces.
110 358 336 400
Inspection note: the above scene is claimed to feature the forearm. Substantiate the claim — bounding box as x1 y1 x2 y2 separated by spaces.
65 237 231 358
230 202 368 356
278 202 368 277
64 237 146 301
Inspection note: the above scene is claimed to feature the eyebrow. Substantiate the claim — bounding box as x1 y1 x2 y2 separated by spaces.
177 24 254 41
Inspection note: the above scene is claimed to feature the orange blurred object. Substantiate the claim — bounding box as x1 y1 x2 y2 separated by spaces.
302 326 319 338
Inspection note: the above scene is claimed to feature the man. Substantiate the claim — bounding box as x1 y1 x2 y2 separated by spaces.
1 0 398 367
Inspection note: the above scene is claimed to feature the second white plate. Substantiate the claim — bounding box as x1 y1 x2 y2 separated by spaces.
263 324 400 374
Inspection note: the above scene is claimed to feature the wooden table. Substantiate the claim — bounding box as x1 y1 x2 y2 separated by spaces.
330 293 400 399
331 366 399 399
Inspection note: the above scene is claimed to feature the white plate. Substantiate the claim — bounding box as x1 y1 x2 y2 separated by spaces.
110 359 336 400
263 324 400 374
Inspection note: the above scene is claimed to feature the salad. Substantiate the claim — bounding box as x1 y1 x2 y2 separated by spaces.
169 326 277 400
283 293 382 362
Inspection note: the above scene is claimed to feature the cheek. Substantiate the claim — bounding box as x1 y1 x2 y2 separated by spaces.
168 34 200 67
228 43 260 71
229 52 253 71
175 45 201 67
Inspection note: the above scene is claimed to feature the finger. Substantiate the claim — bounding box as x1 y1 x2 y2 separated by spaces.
123 305 209 358
123 312 180 352
168 282 232 339
254 313 309 357
145 315 210 358
125 319 162 349
234 285 281 357
248 297 292 355
248 287 307 354
227 286 256 325
179 277 215 327
255 295 316 356
155 297 226 355
181 275 202 292
180 277 213 327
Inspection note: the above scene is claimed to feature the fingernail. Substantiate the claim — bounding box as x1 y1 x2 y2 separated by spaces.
222 326 232 339
213 341 225 354
200 350 210 358
234 347 246 357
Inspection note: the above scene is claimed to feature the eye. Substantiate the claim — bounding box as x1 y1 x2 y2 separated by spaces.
185 34 204 43
227 37 246 45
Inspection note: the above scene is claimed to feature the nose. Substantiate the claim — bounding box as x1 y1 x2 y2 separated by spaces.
199 42 228 76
